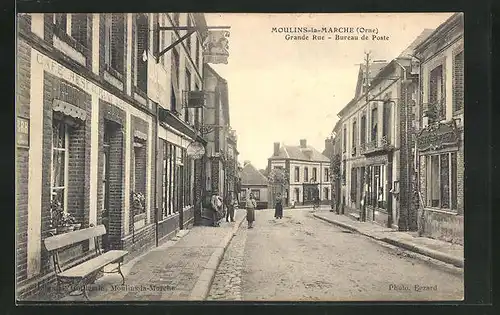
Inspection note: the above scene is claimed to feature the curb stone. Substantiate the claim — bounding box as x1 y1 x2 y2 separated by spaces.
312 213 463 269
189 214 245 300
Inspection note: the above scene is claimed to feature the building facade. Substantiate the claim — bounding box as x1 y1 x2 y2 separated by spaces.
413 13 464 244
331 13 464 244
268 140 330 206
239 161 269 209
15 12 208 299
336 30 432 229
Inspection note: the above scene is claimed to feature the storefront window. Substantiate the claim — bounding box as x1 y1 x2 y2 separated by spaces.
426 152 458 210
367 164 386 209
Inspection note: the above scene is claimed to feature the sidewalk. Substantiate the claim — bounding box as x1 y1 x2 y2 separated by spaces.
313 210 464 269
60 209 246 301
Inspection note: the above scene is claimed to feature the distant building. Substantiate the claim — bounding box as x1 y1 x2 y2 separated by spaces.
239 161 269 209
268 140 330 206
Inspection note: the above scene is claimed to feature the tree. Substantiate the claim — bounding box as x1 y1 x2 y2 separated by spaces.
268 168 289 203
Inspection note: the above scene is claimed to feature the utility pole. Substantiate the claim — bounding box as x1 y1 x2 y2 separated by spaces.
364 51 371 102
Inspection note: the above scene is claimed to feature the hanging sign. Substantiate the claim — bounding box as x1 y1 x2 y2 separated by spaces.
186 141 206 159
203 30 230 64
17 117 29 147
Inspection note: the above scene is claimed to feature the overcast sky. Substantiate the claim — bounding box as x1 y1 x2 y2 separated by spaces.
204 13 454 170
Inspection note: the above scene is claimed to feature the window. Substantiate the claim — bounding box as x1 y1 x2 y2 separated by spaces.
382 101 391 142
51 120 69 214
324 168 329 182
251 190 261 201
426 152 458 210
171 49 180 112
71 14 89 47
182 150 193 207
453 51 464 112
324 187 329 200
429 65 445 121
350 167 357 203
294 167 300 182
135 14 149 93
185 68 191 122
371 106 378 143
352 120 357 151
343 125 347 153
132 138 147 215
366 164 386 209
163 142 189 216
304 167 309 182
105 14 125 75
360 115 366 146
102 123 112 214
54 14 68 32
312 167 317 182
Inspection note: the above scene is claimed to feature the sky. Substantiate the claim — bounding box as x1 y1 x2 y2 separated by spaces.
204 13 455 170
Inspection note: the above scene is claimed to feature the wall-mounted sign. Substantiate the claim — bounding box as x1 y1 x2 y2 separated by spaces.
16 117 29 147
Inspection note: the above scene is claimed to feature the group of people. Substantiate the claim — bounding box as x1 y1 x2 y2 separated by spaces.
210 192 237 227
209 191 286 229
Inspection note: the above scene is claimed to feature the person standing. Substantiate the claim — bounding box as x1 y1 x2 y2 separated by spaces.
211 192 223 227
274 193 283 219
225 193 235 222
245 192 257 229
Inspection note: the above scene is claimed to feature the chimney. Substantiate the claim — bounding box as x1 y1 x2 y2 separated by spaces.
273 142 280 156
300 139 307 148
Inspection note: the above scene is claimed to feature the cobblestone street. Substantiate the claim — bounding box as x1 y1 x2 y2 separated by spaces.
207 208 464 301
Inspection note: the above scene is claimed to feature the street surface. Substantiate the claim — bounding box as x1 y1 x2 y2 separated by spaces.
208 208 464 301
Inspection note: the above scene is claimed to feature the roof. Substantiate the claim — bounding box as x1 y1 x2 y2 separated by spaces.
354 62 389 97
414 13 463 54
269 144 330 163
241 162 269 186
399 29 435 58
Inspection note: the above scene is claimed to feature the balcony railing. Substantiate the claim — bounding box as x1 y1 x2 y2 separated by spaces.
360 135 393 155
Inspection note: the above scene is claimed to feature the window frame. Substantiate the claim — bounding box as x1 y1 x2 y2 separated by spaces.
425 151 458 211
51 119 70 215
304 167 309 182
429 64 446 121
294 166 300 182
135 13 149 93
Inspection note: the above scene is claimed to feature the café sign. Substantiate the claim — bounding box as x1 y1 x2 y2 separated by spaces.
417 120 459 153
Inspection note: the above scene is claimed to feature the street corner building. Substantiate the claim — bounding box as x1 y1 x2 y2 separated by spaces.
239 161 269 209
199 64 239 224
15 12 238 299
268 140 331 207
328 13 464 244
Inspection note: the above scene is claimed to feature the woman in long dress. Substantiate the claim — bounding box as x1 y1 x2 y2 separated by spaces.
245 192 257 229
274 193 283 219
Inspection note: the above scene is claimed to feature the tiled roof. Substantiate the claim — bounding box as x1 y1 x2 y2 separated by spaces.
269 145 330 163
241 162 269 186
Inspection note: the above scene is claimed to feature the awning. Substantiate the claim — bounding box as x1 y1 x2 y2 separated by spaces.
52 99 87 122
134 130 148 141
